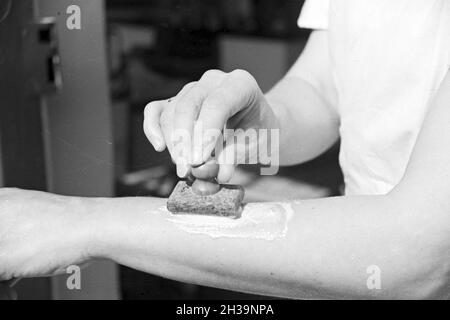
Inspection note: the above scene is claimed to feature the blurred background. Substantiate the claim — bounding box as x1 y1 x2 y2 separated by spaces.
0 0 342 299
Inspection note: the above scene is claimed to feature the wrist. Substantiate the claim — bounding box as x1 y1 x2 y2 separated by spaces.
66 196 105 262
264 95 285 130
81 196 116 260
84 196 167 262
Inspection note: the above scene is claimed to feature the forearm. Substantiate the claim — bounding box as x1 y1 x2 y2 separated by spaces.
86 194 444 299
266 76 339 165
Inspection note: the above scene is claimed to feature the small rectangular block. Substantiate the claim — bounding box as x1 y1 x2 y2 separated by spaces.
167 181 245 218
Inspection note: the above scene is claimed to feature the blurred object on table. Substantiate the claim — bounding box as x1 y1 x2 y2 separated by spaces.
117 166 177 197
0 284 17 301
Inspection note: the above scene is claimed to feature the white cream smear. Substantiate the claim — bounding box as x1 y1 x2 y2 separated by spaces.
161 202 294 240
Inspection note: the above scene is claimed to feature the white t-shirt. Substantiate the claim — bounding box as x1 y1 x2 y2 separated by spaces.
297 0 450 195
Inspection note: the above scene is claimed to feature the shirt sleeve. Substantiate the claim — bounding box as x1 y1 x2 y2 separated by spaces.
297 0 329 30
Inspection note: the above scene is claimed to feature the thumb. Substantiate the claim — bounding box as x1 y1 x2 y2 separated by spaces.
215 128 260 183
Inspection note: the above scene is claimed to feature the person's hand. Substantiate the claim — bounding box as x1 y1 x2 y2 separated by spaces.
143 69 279 183
0 188 93 281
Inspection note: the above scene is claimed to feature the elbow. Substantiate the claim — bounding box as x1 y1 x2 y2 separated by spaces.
391 267 449 300
382 192 450 299
385 239 450 299
385 223 450 299
401 226 450 299
365 244 450 299
363 257 447 300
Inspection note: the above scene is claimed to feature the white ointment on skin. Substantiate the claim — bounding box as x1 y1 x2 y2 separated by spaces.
160 202 294 240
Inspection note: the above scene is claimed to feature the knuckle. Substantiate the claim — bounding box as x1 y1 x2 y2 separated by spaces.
230 69 258 87
181 81 197 92
144 101 156 112
144 101 162 116
175 99 196 114
176 86 207 114
191 82 208 94
201 69 224 80
229 70 259 104
160 110 172 128
230 69 251 79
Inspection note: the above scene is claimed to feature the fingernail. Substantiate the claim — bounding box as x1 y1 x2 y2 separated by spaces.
153 136 164 151
192 150 203 165
176 164 189 178
192 141 203 165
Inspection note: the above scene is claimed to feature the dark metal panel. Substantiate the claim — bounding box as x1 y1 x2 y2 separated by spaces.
38 0 115 198
0 0 51 300
0 0 48 190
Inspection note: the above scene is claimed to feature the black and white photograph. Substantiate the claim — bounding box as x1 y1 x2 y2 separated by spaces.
0 0 449 304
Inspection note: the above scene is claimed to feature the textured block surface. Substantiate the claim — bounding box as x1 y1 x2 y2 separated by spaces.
167 181 245 218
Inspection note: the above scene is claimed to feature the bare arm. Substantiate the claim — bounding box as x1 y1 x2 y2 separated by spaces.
1 70 449 299
83 63 449 300
2 56 450 302
85 195 411 299
87 70 450 299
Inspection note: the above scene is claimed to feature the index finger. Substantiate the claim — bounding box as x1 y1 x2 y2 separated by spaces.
192 70 260 165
